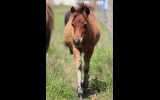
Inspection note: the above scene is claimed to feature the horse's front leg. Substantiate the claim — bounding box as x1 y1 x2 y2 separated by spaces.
73 47 83 98
83 48 94 90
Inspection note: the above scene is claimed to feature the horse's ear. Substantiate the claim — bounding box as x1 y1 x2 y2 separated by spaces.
71 7 76 13
85 7 90 16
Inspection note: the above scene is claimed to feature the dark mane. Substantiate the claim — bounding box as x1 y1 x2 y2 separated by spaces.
64 2 92 26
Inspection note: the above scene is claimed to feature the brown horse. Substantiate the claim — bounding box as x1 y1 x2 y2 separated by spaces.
46 0 54 53
64 3 100 99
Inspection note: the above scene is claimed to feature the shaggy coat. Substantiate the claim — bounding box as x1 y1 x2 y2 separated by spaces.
64 3 100 99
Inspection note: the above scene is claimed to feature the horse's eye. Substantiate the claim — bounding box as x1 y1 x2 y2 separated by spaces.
83 24 87 29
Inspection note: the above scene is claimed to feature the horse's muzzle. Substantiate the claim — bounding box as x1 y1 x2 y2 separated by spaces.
73 39 81 46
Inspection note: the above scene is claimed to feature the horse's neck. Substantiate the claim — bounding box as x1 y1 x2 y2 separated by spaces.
88 12 100 33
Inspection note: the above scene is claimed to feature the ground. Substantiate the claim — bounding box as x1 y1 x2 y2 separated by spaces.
46 5 113 100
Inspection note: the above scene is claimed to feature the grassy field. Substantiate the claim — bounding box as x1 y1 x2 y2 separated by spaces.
46 5 113 100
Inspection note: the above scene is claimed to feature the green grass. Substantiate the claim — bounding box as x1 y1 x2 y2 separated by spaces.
46 5 113 100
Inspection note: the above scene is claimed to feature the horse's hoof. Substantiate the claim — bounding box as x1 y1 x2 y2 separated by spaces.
77 87 83 99
83 88 87 93
78 93 83 100
80 96 83 100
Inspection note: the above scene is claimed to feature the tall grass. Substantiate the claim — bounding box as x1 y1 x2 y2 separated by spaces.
46 5 113 100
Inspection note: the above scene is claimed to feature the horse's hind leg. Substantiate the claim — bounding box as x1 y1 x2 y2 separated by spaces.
83 48 94 90
73 47 83 98
69 47 73 54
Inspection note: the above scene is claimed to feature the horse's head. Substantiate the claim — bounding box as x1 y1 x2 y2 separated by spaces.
70 6 90 47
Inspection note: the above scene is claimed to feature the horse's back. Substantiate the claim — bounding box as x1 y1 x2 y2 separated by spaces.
88 11 101 46
89 12 100 34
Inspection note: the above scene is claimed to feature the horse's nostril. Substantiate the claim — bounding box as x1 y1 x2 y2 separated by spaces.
73 39 81 46
77 39 81 45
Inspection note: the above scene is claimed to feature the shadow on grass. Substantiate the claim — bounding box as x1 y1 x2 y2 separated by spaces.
83 76 107 99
